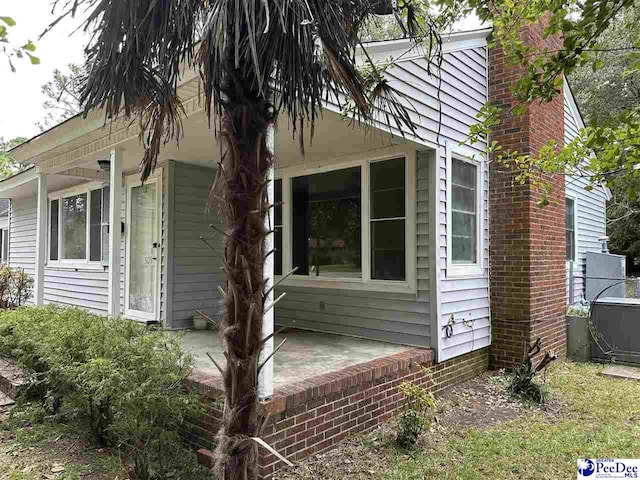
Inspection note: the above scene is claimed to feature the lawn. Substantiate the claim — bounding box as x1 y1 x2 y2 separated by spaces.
0 404 126 480
277 362 640 480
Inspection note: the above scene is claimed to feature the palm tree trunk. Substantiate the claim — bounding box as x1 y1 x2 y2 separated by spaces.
212 94 274 480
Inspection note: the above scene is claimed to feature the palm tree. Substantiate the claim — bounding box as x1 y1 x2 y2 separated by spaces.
51 1 443 478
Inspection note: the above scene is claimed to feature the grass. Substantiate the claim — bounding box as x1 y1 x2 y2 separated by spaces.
386 362 640 480
1 404 127 480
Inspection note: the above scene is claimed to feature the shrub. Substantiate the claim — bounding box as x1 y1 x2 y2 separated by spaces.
0 305 207 479
0 266 33 308
508 338 557 405
567 305 590 318
395 370 436 448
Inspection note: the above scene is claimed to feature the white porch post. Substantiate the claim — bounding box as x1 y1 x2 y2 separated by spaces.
34 173 48 306
258 125 275 400
107 148 122 317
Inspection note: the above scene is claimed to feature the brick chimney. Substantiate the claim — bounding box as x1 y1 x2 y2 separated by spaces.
488 21 567 368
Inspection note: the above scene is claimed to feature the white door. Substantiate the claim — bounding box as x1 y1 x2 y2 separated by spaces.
125 177 160 321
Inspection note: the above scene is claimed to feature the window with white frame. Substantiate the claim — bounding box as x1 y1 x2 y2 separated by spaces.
49 186 110 265
566 197 576 261
448 154 482 276
276 155 410 286
0 229 8 263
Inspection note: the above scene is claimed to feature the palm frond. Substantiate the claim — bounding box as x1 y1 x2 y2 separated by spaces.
54 0 444 179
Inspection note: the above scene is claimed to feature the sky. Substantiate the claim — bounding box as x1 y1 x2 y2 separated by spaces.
0 1 88 141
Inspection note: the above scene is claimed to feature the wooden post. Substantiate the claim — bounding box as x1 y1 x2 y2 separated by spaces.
258 124 275 400
107 148 122 316
34 172 47 306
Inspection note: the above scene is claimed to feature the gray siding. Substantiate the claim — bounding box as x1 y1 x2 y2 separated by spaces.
43 268 108 314
273 46 490 355
275 153 431 347
564 89 608 304
169 161 223 328
433 48 491 361
8 197 37 306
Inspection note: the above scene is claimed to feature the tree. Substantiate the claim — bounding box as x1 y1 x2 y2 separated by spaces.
0 137 28 179
570 4 640 126
0 16 39 71
48 0 640 477
36 63 84 131
51 1 445 478
567 5 640 268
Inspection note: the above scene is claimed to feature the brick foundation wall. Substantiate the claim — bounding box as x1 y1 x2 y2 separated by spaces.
488 20 567 368
186 347 489 479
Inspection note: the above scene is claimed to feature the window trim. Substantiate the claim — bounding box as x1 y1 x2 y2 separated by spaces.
566 194 578 264
275 148 416 294
446 148 483 278
47 181 109 271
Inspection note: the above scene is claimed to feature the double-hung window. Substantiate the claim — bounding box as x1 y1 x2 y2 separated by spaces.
566 197 576 262
447 154 482 277
49 185 110 266
0 228 8 263
274 154 413 290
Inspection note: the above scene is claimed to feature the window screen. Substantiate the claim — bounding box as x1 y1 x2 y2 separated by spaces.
50 199 59 261
451 159 477 264
370 158 406 281
566 197 576 261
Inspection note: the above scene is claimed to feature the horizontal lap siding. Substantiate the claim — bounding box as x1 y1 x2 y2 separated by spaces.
9 197 37 304
274 150 431 347
43 268 109 314
436 48 491 362
170 162 223 328
564 94 607 303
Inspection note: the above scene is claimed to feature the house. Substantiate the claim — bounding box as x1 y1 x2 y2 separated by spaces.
0 199 9 263
563 82 611 305
0 23 611 475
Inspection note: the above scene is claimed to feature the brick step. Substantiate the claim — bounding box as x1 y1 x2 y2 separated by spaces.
0 358 28 400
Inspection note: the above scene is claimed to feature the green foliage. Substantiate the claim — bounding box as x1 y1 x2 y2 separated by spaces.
0 16 39 72
567 304 590 317
507 341 556 405
36 63 84 131
0 265 33 308
0 137 28 180
395 370 436 448
0 305 207 480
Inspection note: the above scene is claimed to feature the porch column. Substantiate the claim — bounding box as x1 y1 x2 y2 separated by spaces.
258 126 275 400
107 148 122 317
34 173 47 306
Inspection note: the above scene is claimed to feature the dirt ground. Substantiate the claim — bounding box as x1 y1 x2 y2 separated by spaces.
0 403 126 480
274 370 563 480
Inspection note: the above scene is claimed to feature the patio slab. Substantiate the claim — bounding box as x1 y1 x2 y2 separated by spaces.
601 364 640 381
180 328 411 388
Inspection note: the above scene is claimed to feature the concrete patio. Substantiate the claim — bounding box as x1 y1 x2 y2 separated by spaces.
180 328 411 388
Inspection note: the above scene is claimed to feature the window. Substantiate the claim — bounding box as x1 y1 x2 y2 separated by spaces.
49 186 110 265
566 197 576 261
90 187 110 262
370 157 406 281
451 158 477 264
274 179 282 276
62 193 87 260
282 155 411 289
292 167 362 278
447 153 482 277
0 229 8 263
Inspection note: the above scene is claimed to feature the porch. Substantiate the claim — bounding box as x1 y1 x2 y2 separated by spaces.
181 328 411 389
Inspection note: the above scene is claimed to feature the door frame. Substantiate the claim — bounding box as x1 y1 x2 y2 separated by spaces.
124 170 162 322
